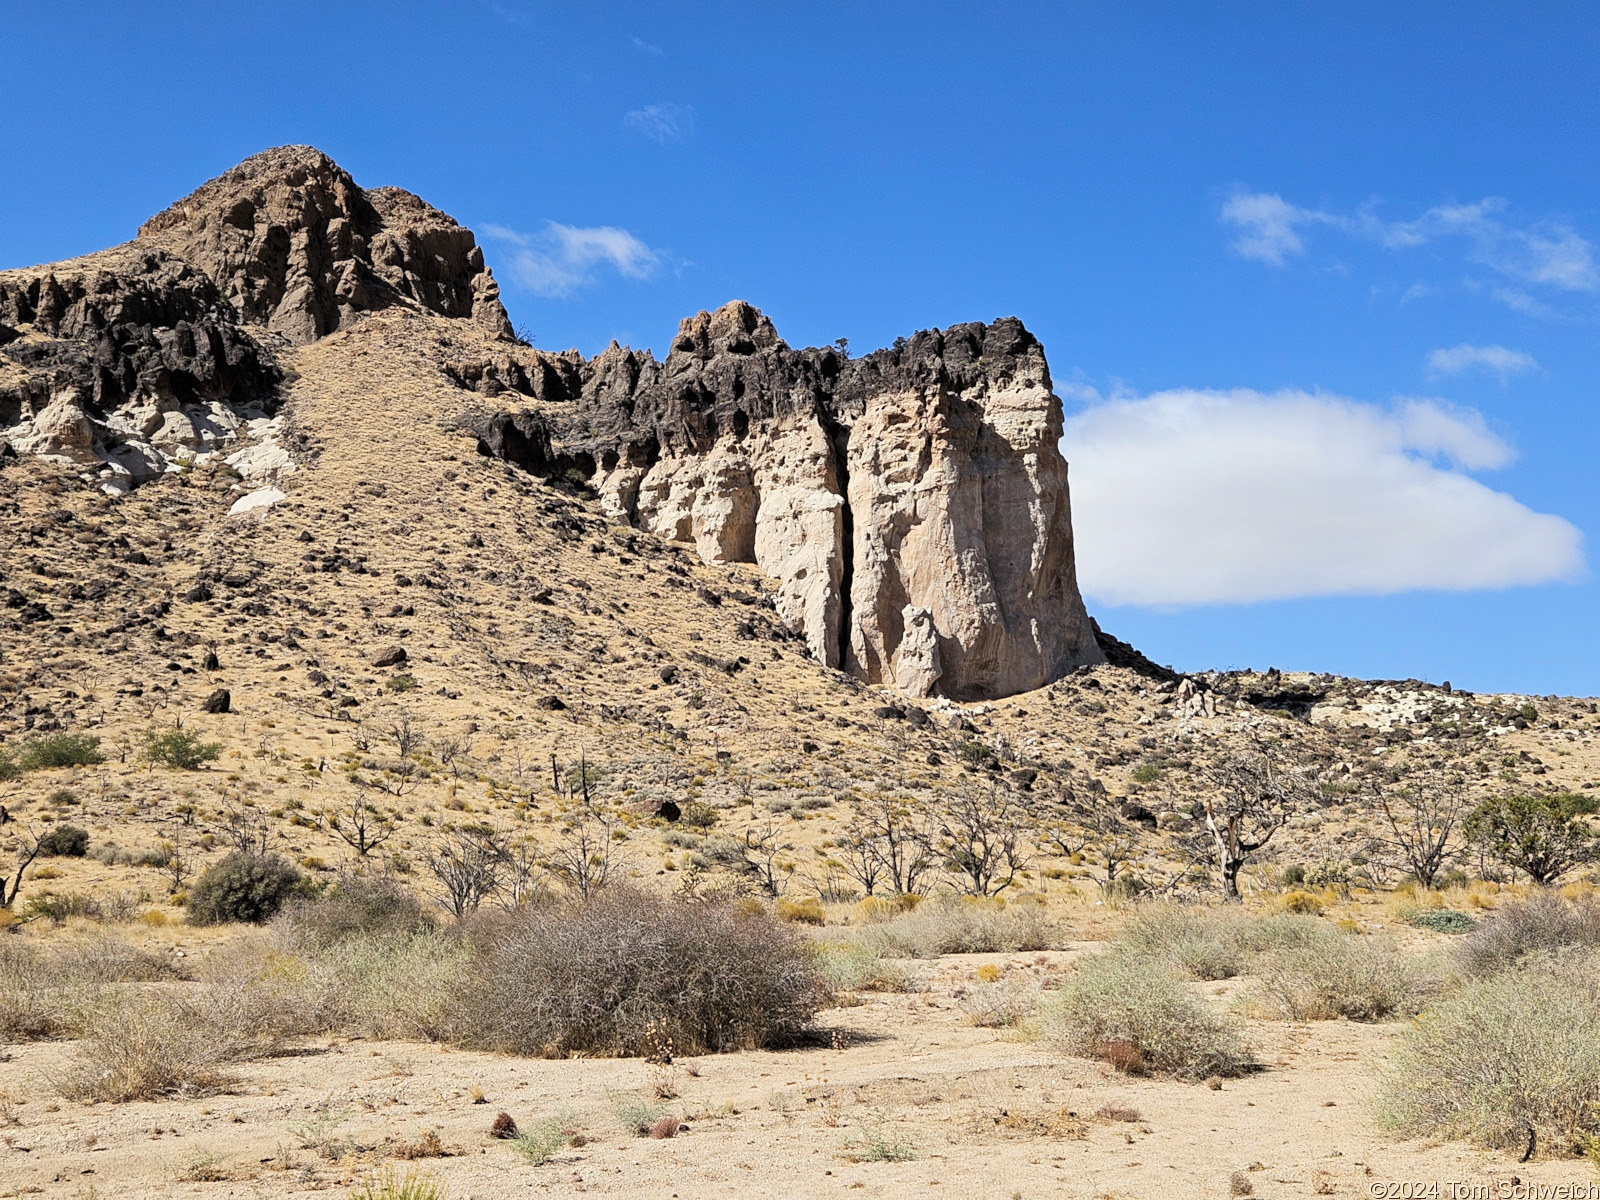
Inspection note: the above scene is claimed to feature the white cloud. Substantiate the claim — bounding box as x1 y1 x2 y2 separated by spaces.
631 36 664 55
482 222 661 298
1223 190 1599 298
624 103 695 144
1062 388 1583 606
1426 344 1538 381
1220 192 1330 265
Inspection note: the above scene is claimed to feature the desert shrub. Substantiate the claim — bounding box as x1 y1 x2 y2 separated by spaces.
814 941 924 995
384 674 417 693
141 727 223 771
958 972 1043 1027
36 823 89 857
1455 891 1600 976
509 1111 571 1165
1114 905 1318 981
1243 930 1441 1021
851 894 920 924
348 1168 447 1200
449 889 824 1057
278 871 432 945
22 891 100 924
1037 951 1253 1079
17 733 103 770
188 852 303 925
680 802 719 829
1378 952 1600 1154
61 991 242 1101
0 934 178 1042
1281 865 1306 885
854 897 1057 958
775 896 825 924
1409 909 1477 934
0 746 17 781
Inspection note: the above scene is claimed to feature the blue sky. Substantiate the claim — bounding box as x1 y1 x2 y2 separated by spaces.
3 2 1596 695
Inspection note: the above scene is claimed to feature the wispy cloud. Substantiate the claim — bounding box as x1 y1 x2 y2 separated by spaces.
482 222 662 298
1220 192 1338 266
624 103 695 144
1063 388 1582 606
1221 190 1599 307
1426 344 1538 381
631 36 664 56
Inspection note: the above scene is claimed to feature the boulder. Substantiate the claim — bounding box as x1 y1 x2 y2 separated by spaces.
371 646 407 668
200 688 231 714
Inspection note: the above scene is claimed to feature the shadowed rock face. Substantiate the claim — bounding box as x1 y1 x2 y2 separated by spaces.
469 301 1106 700
0 145 512 492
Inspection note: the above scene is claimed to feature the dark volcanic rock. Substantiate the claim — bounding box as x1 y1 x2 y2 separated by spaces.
201 688 231 714
1 145 513 493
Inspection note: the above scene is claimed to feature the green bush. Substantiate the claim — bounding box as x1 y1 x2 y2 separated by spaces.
680 801 719 829
1409 909 1477 934
141 727 224 771
17 733 103 770
384 674 417 693
1281 865 1306 885
1038 950 1253 1079
36 824 89 857
188 853 303 925
1378 951 1600 1153
1464 793 1599 884
0 746 17 781
449 889 824 1057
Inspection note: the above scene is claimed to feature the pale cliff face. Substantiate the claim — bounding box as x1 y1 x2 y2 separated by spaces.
570 302 1104 701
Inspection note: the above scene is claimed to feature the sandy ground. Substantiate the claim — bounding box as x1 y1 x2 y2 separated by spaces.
0 949 1587 1200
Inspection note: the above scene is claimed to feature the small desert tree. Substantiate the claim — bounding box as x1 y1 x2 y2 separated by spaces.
545 805 622 900
1042 799 1141 895
0 828 44 909
424 827 509 918
937 787 1032 896
1373 779 1474 888
1201 734 1321 900
327 794 397 858
1464 792 1599 885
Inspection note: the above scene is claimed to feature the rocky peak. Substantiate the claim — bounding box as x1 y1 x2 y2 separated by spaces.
0 145 514 494
138 145 513 344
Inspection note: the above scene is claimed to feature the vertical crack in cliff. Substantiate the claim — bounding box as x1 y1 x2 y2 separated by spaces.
830 421 855 674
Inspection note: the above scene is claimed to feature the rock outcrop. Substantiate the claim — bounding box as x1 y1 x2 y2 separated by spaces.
467 301 1105 700
0 146 511 492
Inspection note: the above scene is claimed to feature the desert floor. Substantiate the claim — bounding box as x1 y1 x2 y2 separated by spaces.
0 941 1586 1200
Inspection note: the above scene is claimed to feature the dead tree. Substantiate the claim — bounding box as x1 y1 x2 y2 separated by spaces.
0 829 44 909
717 818 794 897
1042 799 1141 895
1372 779 1473 888
219 802 271 855
858 795 936 895
938 787 1032 896
434 731 473 780
423 827 509 918
1201 734 1321 900
328 794 398 858
544 805 621 900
